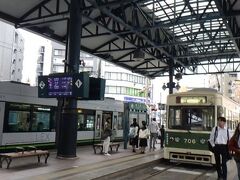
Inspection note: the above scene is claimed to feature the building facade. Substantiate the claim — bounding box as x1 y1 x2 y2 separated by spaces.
0 21 24 82
209 73 240 102
51 42 149 103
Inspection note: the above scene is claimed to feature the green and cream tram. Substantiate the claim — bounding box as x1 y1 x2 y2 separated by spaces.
164 88 240 165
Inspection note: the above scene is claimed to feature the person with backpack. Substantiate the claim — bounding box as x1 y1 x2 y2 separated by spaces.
129 118 139 152
228 123 240 180
209 117 231 180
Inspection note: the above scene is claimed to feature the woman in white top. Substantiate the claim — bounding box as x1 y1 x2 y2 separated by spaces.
139 121 149 154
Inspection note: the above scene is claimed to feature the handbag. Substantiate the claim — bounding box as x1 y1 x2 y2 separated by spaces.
226 151 232 161
208 141 215 153
208 126 218 153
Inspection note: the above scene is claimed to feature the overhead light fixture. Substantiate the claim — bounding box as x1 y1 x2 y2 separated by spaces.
175 73 182 81
162 82 181 91
133 49 145 61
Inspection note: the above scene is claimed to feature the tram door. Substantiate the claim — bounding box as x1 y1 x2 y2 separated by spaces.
95 111 102 139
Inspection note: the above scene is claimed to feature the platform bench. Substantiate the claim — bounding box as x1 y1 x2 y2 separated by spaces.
93 142 120 154
0 146 50 169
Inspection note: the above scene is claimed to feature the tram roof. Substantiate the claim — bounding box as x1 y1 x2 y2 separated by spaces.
0 0 240 78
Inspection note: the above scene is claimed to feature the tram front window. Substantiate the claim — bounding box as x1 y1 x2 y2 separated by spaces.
169 106 214 131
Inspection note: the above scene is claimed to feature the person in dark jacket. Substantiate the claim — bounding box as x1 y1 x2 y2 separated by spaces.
129 118 139 152
139 121 149 154
102 120 112 156
229 123 240 180
160 125 165 148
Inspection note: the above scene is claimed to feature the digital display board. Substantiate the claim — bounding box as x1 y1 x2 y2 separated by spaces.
38 73 89 98
176 96 207 104
48 76 73 96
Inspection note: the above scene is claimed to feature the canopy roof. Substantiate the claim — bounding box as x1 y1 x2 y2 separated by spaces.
0 0 240 78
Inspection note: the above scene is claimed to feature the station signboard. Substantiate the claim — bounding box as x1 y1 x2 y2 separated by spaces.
88 77 106 100
38 73 89 98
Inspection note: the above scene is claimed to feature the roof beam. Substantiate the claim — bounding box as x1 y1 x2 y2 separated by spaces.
214 0 240 57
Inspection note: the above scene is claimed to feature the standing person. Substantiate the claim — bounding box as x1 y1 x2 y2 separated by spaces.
209 117 230 180
102 120 112 156
139 121 149 154
129 118 139 152
228 123 240 180
160 125 165 148
149 118 159 150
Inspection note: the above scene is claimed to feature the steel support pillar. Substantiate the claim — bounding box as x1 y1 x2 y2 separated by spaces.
57 0 82 158
169 59 174 94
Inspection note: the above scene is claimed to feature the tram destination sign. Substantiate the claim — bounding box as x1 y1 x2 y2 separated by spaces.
176 96 207 104
38 73 89 98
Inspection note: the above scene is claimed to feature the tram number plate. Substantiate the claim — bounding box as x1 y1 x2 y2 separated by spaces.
184 138 196 144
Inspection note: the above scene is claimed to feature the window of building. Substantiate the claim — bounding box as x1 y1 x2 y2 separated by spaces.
40 46 45 53
117 73 121 80
116 87 121 94
134 76 138 83
122 73 127 81
111 72 117 80
128 74 133 82
229 74 237 77
15 33 18 43
121 87 127 94
105 86 109 93
105 72 110 79
53 66 64 73
109 86 117 94
54 49 65 56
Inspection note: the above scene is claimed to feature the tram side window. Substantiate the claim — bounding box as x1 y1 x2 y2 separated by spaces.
8 111 30 132
169 107 182 129
86 115 94 130
4 103 55 132
77 112 95 131
32 112 50 131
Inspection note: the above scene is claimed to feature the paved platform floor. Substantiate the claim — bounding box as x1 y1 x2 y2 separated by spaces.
0 142 238 180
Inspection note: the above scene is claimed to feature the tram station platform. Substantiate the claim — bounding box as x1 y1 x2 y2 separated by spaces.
0 142 238 180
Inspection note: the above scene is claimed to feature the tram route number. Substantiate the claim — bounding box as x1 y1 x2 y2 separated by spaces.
184 138 196 144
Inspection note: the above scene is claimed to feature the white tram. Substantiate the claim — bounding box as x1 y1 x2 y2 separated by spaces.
0 81 124 149
164 88 240 165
